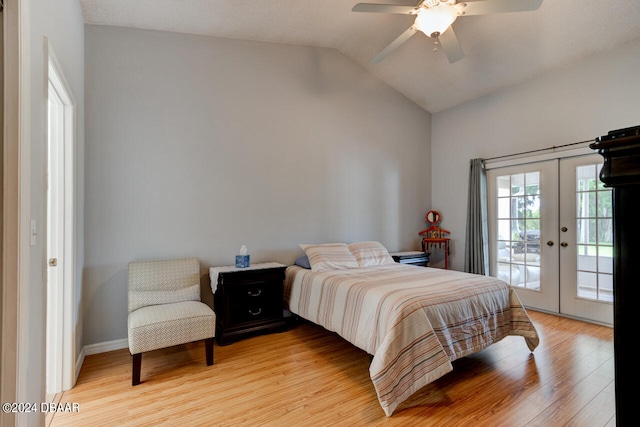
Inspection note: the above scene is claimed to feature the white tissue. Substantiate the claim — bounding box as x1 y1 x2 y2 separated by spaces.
239 245 248 255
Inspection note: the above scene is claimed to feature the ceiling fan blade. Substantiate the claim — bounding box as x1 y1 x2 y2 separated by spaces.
371 26 418 64
438 27 465 63
460 0 543 16
352 3 419 14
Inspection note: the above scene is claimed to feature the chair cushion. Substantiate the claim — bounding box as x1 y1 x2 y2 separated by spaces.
128 300 215 355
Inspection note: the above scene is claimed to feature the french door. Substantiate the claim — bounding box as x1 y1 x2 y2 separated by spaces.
487 155 613 325
559 156 613 324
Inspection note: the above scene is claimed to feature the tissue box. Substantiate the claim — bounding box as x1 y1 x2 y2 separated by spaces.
235 255 250 268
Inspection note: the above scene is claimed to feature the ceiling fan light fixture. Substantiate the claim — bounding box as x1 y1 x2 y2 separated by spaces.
414 5 458 38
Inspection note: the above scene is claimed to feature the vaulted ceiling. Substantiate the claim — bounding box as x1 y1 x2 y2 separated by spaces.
80 0 640 113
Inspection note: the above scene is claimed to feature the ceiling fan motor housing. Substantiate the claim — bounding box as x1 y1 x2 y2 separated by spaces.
415 1 460 38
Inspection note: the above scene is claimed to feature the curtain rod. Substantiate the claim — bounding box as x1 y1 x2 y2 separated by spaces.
483 139 595 162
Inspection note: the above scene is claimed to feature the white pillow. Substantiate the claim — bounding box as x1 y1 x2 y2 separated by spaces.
347 241 396 267
299 243 359 272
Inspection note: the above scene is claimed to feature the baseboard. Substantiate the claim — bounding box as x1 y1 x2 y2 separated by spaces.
73 339 126 388
83 338 128 356
75 347 85 384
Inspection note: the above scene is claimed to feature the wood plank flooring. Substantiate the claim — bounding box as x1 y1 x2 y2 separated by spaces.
50 310 614 426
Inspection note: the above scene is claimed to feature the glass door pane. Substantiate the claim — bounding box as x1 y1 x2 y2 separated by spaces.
495 172 541 290
575 163 613 302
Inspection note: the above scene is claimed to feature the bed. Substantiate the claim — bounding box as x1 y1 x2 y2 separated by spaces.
284 242 540 416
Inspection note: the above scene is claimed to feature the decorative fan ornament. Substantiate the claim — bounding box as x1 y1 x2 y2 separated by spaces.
352 0 543 63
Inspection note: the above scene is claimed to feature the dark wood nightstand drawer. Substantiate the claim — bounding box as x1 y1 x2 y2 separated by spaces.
227 282 280 324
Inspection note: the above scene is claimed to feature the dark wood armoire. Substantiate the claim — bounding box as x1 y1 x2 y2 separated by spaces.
591 126 640 427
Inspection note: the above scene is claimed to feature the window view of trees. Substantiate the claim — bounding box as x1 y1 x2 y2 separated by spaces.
577 167 613 249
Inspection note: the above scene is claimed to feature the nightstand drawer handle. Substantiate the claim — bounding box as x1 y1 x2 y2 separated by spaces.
248 308 262 316
247 290 262 297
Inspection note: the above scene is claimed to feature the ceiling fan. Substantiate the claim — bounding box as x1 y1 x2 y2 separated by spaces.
352 0 543 64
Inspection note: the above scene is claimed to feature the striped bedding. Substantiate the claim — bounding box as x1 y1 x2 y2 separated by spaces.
284 263 539 416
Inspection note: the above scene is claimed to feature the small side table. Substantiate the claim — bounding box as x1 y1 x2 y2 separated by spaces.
210 262 287 345
390 251 430 267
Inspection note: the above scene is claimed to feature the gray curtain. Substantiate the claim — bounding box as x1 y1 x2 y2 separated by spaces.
464 158 488 274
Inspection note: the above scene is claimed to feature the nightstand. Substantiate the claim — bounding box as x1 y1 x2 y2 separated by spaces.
390 251 430 267
209 262 288 345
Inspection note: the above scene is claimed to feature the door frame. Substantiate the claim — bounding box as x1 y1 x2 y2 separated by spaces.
1 0 30 425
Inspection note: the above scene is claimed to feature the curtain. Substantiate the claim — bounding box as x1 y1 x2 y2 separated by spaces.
464 158 488 274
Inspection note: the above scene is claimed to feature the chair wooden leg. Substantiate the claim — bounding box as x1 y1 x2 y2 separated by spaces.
205 338 214 366
132 353 142 386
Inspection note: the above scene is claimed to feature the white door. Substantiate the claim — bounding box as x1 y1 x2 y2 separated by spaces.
488 160 559 313
488 156 613 325
46 45 77 395
559 155 613 325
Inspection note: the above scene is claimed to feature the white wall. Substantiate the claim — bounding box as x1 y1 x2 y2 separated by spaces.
431 38 640 271
83 26 432 346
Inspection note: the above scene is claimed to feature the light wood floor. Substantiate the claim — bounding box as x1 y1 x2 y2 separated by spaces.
50 310 614 426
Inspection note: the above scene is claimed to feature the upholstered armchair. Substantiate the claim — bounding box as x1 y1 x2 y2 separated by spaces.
127 258 215 385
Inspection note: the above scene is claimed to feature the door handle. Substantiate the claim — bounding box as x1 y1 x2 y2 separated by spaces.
560 242 568 247
49 258 58 267
546 241 554 247
561 226 568 232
